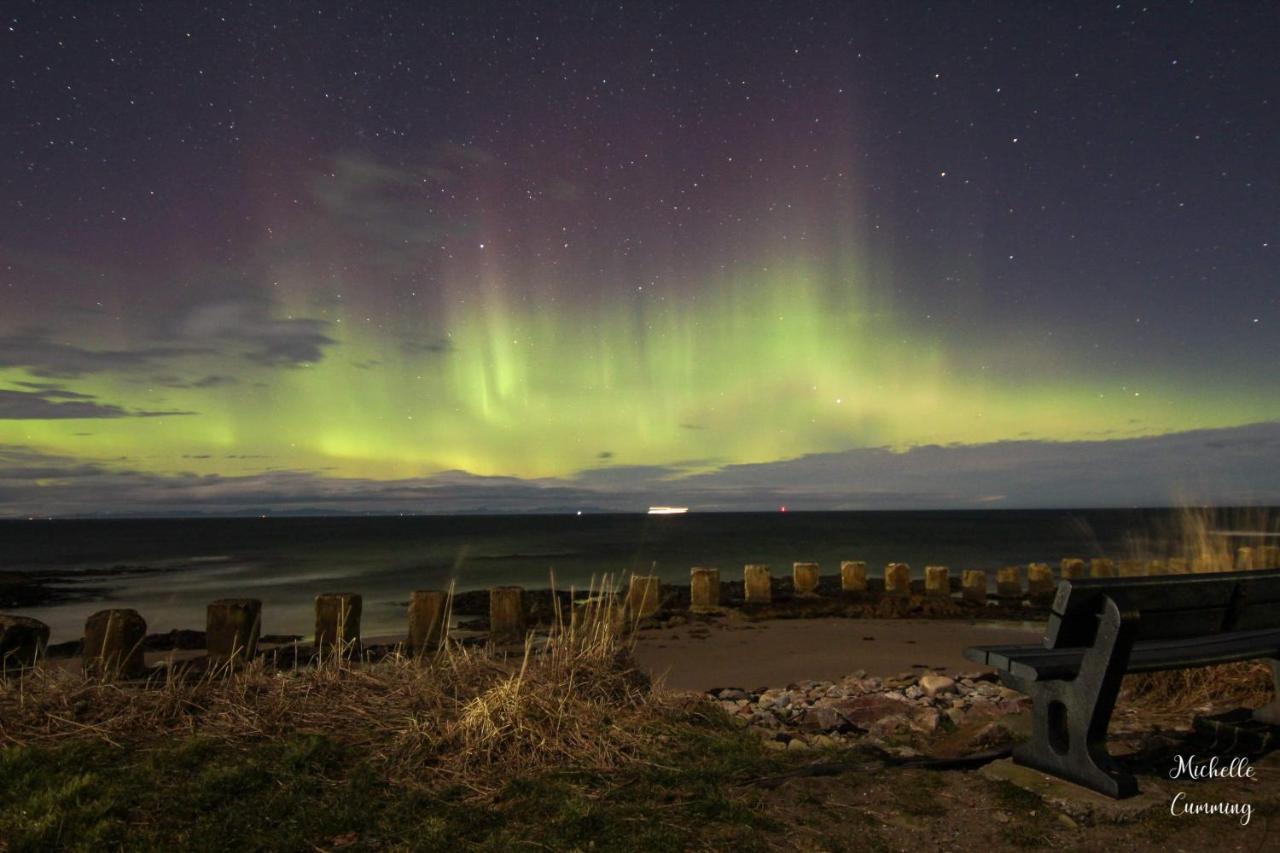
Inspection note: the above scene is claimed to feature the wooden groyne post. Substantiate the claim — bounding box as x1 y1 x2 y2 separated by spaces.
793 562 820 597
489 586 526 643
315 593 362 657
206 598 261 665
84 608 148 679
690 567 720 612
840 560 867 593
408 590 448 653
744 564 772 604
0 614 49 673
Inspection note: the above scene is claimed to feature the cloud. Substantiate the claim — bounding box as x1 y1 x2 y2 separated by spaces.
309 148 495 264
0 386 196 420
0 327 202 379
163 290 336 368
2 422 1280 515
149 374 239 389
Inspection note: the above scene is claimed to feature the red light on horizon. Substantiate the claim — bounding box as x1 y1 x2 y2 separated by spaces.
780 505 788 513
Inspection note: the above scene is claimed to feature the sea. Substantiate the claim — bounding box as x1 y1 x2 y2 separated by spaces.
0 509 1254 641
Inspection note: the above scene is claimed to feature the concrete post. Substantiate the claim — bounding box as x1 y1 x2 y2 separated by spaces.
0 614 50 672
1118 559 1145 577
1027 563 1055 596
1060 557 1087 580
884 563 911 597
924 565 950 597
489 586 526 642
626 575 661 618
690 567 720 612
744 564 772 604
793 562 820 597
1090 558 1115 578
408 590 448 653
84 608 147 680
840 561 867 593
996 566 1023 599
315 593 362 657
962 570 987 603
206 598 261 665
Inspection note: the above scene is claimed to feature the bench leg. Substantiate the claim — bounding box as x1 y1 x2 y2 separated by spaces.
1252 659 1280 725
1013 597 1139 798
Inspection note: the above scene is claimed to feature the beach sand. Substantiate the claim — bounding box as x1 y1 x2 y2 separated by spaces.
632 617 1043 691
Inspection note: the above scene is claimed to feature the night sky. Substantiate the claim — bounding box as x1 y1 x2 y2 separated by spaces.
2 1 1278 515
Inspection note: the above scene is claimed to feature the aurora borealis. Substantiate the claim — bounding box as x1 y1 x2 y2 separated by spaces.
1 2 1278 514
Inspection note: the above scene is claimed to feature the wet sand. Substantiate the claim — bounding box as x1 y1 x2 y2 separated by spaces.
632 617 1043 691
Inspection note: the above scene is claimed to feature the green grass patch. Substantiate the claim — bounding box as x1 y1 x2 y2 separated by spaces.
0 711 790 851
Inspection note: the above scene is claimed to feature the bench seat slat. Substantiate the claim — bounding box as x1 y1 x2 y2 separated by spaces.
966 628 1280 682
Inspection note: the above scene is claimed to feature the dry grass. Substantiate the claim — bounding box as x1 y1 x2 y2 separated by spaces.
1117 506 1279 712
0 575 677 795
1123 661 1275 713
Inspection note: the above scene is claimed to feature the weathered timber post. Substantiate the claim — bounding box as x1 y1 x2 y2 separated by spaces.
884 563 911 597
1027 563 1055 596
1146 559 1167 576
1060 557 1087 580
315 593 362 657
626 575 661 618
996 566 1023 599
962 570 987 603
0 614 50 673
1167 557 1190 574
206 598 261 665
793 562 820 597
84 608 147 679
1090 558 1115 578
924 565 950 597
690 567 720 612
840 561 867 593
1260 546 1280 570
408 590 448 653
744 564 772 604
488 586 526 643
1118 559 1144 577
1236 547 1256 571
1192 555 1226 574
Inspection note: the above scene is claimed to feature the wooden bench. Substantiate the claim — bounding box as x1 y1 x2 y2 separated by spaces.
964 568 1280 798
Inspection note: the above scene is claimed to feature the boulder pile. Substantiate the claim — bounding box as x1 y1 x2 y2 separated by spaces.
708 669 1032 753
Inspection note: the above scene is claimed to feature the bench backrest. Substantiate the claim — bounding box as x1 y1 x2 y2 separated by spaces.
1045 568 1280 648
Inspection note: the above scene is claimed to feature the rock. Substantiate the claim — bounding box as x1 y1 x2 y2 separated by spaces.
809 734 838 749
797 706 845 731
868 714 914 738
713 687 750 701
829 695 915 727
919 674 956 697
786 737 811 751
910 708 942 733
763 740 787 751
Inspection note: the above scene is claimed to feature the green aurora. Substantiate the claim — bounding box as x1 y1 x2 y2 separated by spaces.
4 252 1277 485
